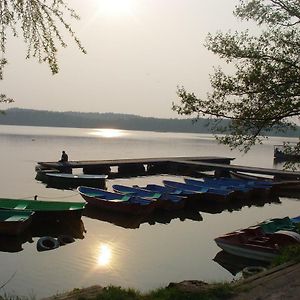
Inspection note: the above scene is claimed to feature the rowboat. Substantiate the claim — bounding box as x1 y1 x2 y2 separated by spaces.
257 216 299 234
112 184 186 211
163 180 235 203
274 144 300 161
215 216 300 262
77 186 156 215
230 171 300 194
136 184 190 196
200 177 272 198
215 227 300 262
37 172 107 189
184 178 250 199
0 210 34 235
0 198 86 221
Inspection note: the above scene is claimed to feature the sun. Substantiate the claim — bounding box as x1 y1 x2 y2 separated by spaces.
97 0 136 17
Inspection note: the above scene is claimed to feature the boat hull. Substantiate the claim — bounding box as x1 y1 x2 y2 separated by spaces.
80 193 155 215
215 239 278 262
37 172 107 189
0 198 86 222
162 180 232 204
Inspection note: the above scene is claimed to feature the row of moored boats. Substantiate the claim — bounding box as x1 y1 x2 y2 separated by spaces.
1 174 300 264
77 176 279 215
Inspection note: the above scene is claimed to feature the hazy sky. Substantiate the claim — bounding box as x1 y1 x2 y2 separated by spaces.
2 0 247 118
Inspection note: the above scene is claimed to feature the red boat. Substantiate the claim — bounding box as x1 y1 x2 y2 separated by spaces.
215 226 300 262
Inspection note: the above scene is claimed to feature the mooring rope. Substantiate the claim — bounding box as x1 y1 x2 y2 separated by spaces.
20 192 79 200
0 271 17 290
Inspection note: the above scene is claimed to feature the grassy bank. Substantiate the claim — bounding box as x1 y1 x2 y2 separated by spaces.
2 245 300 300
48 282 235 300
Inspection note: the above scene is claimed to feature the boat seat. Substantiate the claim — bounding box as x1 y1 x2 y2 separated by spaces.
122 195 132 201
14 203 27 210
6 216 25 221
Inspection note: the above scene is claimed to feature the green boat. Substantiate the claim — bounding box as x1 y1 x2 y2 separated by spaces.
0 210 34 235
0 198 86 221
258 217 299 234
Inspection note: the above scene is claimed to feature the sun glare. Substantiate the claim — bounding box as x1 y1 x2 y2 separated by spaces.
89 128 125 138
97 0 136 17
97 244 112 267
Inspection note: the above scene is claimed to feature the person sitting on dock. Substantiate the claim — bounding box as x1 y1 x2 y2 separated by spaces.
59 150 68 163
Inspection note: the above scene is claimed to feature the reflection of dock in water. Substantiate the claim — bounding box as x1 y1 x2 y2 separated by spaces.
83 205 203 229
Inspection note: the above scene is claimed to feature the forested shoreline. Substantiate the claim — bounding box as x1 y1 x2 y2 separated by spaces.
1 108 300 137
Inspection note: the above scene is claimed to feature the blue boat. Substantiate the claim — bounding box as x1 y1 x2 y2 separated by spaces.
204 177 272 188
162 180 234 203
136 184 194 196
112 184 186 211
77 186 156 215
184 178 250 199
202 177 272 197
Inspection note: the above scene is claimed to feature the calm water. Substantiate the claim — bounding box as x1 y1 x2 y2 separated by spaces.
0 125 299 298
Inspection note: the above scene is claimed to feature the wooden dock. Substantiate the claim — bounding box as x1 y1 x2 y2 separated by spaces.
37 156 234 169
36 156 300 179
36 156 234 178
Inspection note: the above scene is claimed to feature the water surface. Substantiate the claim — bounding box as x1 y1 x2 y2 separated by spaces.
0 125 299 298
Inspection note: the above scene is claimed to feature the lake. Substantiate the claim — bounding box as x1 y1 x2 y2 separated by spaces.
0 125 299 299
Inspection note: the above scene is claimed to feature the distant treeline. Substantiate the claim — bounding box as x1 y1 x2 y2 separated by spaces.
1 108 300 137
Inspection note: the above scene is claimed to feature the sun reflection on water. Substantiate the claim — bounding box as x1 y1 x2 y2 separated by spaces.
89 128 126 138
97 243 113 267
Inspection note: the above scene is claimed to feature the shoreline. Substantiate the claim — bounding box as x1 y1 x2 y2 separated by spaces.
41 261 300 300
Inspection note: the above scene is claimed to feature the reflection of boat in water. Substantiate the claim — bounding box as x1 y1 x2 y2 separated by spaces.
0 210 34 235
189 194 281 214
83 204 202 229
0 233 32 253
31 218 86 240
213 250 269 276
0 218 86 253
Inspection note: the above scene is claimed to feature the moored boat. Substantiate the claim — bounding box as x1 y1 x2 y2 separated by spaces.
162 180 234 203
0 198 86 221
215 226 300 262
112 184 186 211
137 184 189 196
257 216 299 234
77 186 156 215
0 210 34 235
274 144 300 161
230 171 300 194
184 177 250 200
201 176 272 197
215 228 300 262
38 172 107 189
